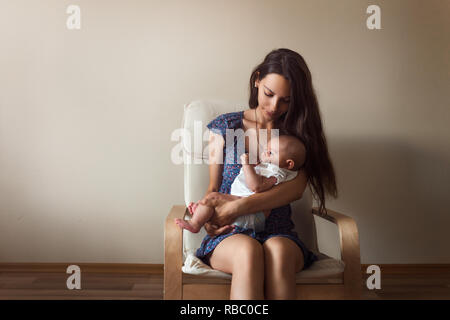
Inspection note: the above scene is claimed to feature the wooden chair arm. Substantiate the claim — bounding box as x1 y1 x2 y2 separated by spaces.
312 207 362 295
164 205 187 299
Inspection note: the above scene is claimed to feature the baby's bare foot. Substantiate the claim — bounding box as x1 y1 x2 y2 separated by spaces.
174 218 200 233
187 202 194 215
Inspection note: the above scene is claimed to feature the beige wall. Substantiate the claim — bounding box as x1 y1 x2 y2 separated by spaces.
0 0 448 264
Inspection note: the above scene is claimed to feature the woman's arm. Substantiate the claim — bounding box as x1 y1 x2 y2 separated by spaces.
204 169 308 228
206 163 223 194
205 131 224 194
238 170 307 214
188 131 223 215
202 131 236 235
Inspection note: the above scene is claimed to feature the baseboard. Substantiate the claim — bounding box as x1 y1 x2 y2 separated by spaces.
0 263 164 274
1 263 449 275
361 264 450 275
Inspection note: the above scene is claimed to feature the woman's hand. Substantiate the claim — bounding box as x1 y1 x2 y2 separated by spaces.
200 193 239 225
188 202 234 237
188 200 234 236
204 223 235 237
200 194 240 236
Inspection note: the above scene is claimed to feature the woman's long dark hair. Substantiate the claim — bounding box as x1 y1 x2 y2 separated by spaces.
249 48 337 215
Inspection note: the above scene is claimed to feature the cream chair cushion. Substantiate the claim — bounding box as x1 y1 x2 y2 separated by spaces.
182 252 345 284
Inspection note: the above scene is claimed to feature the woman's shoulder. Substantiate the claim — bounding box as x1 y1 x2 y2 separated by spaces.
214 111 244 123
207 110 244 132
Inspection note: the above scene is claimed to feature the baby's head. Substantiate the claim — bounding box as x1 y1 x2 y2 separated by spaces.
260 135 305 170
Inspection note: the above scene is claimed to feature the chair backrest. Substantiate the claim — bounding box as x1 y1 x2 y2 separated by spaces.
181 100 319 257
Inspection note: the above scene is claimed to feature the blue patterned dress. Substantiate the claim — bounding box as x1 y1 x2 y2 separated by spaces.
195 111 318 270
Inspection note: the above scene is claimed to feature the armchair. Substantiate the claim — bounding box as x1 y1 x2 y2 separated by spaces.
164 100 362 299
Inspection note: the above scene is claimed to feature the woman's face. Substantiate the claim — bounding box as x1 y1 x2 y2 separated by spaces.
255 73 291 122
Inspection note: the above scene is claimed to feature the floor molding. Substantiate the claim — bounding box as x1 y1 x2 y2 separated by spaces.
1 263 449 275
0 263 164 274
361 264 450 275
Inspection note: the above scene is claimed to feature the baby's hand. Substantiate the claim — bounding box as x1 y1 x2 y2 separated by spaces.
241 153 259 166
240 153 250 165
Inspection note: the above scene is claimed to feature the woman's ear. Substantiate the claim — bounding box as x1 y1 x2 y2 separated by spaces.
286 159 295 170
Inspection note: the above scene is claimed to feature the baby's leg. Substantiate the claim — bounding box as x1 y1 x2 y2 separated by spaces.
178 192 242 232
174 203 214 233
190 193 240 216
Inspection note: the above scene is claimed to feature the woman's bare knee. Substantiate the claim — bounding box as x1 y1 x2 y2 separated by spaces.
234 237 264 270
209 234 265 300
263 237 304 274
263 237 303 299
209 234 264 274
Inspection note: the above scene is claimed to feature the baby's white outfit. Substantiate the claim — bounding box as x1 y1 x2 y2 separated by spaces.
230 162 298 232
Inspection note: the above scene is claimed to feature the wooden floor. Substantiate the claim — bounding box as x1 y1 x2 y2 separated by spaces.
1 271 450 300
0 272 163 300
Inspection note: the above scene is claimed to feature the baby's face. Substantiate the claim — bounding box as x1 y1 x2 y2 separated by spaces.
260 138 289 168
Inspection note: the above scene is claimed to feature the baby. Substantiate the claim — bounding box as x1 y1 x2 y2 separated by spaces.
174 135 305 233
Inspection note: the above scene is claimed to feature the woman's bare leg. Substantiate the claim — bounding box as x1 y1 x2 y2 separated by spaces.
263 237 304 299
209 234 264 300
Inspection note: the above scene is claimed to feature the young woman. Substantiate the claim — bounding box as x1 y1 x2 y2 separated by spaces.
191 48 337 299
